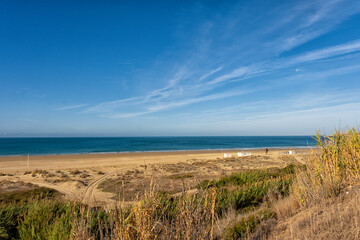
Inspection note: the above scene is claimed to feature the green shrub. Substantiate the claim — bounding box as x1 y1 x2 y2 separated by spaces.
197 165 296 216
0 200 110 240
199 164 296 189
215 176 293 216
0 188 61 204
224 209 274 239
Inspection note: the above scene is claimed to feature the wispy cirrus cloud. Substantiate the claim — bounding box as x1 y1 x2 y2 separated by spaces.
69 0 360 124
83 97 141 113
56 104 89 111
4 0 360 137
94 87 254 119
291 39 360 63
203 39 360 86
267 0 360 52
82 36 360 119
171 89 360 128
207 67 252 85
147 88 252 112
199 66 223 82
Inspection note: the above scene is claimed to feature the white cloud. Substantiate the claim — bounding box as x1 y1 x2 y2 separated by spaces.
83 97 141 113
207 67 250 85
292 39 360 63
265 0 360 53
103 88 253 119
198 66 223 81
82 38 360 118
79 0 360 123
56 104 89 111
148 89 250 112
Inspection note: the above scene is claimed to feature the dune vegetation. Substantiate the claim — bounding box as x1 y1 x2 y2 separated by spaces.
0 129 359 239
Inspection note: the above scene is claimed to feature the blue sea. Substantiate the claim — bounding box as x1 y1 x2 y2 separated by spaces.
0 136 316 156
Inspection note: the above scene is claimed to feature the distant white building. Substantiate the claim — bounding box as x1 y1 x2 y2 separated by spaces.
237 152 252 157
224 153 232 158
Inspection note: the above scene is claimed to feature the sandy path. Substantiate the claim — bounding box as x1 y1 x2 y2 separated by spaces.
81 170 118 206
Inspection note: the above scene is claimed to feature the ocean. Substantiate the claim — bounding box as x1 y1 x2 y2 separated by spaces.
0 136 316 156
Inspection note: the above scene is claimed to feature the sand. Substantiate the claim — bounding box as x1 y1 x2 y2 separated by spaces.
0 148 310 208
0 148 308 171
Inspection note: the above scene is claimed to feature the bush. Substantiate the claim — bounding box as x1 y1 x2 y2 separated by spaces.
198 165 297 216
223 209 274 239
216 175 293 216
0 201 110 240
199 164 296 189
0 188 61 204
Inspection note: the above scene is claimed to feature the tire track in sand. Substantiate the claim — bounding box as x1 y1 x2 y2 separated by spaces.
81 170 117 206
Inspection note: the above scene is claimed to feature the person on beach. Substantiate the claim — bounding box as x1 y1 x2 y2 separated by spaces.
265 148 269 154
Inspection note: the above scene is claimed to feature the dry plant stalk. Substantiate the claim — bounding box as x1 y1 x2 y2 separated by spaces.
293 128 360 206
70 179 218 239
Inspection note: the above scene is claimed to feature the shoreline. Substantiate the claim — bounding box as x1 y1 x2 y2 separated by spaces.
0 145 314 157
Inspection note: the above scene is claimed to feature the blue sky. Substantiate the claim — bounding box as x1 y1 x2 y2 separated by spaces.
1 0 360 136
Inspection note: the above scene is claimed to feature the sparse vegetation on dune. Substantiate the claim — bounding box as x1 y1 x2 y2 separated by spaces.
0 129 359 239
199 165 298 218
0 166 296 239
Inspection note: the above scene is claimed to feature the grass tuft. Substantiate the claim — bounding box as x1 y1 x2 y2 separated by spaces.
293 128 360 206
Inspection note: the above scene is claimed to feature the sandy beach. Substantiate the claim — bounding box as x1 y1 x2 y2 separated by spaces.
0 148 310 207
0 148 309 171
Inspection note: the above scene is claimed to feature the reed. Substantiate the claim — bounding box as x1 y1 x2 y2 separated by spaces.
106 181 217 240
293 128 360 206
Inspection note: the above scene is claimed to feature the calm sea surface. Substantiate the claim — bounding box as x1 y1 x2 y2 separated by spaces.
0 136 316 156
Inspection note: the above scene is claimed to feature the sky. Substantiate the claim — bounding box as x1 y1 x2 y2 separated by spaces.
1 0 360 137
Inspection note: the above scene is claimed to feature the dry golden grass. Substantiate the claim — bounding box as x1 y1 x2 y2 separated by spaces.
269 189 360 240
271 195 299 220
269 128 360 240
70 180 218 240
293 128 360 206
